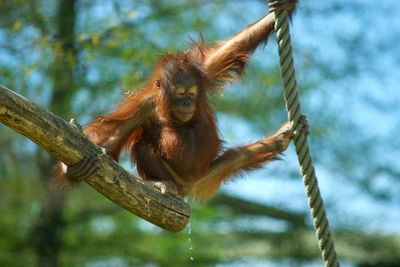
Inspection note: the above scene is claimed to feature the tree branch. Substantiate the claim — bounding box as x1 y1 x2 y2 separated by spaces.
212 193 305 227
0 84 190 232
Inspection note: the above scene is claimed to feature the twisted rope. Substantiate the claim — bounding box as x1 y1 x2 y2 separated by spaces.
268 1 339 266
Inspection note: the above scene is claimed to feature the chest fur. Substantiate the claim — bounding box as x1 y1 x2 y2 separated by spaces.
161 125 205 161
160 124 220 177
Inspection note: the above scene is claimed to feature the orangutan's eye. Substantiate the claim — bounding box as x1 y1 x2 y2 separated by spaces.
175 87 185 97
188 85 198 97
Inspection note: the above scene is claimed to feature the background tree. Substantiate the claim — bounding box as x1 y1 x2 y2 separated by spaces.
30 1 77 266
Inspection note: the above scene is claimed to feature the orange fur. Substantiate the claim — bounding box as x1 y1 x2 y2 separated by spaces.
54 5 297 200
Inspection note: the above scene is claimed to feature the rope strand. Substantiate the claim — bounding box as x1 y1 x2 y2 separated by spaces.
268 1 339 266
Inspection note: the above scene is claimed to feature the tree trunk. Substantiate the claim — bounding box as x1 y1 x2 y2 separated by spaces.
32 1 76 266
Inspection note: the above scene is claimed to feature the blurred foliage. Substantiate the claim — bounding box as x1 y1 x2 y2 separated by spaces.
1 0 400 267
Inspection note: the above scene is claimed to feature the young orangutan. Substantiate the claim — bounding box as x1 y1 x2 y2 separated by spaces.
55 2 308 200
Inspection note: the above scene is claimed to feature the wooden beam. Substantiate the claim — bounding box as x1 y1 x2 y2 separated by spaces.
0 85 190 232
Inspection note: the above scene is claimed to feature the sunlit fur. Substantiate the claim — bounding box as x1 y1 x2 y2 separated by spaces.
55 4 297 200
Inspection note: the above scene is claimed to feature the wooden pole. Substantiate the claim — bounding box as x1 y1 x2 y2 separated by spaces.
0 85 190 232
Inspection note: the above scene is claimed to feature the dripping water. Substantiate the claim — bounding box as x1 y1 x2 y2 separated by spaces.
188 221 195 261
185 197 194 262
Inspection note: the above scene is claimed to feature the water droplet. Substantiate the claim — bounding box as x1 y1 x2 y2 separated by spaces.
187 222 195 262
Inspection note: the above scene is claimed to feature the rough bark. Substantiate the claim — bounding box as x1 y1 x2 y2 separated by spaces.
0 84 190 232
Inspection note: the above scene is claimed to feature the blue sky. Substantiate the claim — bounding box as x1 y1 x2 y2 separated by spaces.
212 0 400 234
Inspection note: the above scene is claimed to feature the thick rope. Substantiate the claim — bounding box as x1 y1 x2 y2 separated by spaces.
268 1 339 266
